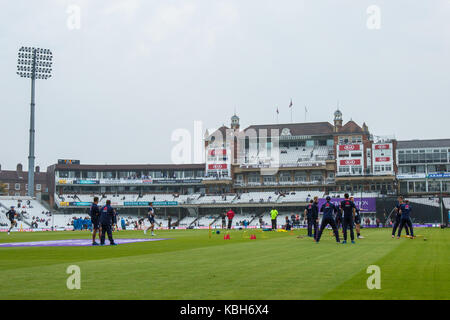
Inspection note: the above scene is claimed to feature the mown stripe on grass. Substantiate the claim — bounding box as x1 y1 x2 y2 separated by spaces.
320 228 450 300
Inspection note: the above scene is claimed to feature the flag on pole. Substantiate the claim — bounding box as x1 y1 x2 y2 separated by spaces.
289 99 293 122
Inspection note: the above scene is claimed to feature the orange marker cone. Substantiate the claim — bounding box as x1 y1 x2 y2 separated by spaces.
250 234 256 240
224 234 230 240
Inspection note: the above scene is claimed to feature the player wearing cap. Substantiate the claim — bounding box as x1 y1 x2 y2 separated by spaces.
316 196 340 243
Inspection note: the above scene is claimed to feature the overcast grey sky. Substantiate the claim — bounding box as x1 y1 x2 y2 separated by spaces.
0 0 449 170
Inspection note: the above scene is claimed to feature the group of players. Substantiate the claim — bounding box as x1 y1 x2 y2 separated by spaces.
302 193 414 244
303 194 363 244
4 197 157 246
392 196 414 239
88 198 157 246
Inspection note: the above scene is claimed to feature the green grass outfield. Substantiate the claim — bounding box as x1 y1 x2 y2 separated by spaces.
0 227 448 300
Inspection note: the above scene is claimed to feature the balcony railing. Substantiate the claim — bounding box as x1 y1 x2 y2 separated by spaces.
239 160 329 169
203 176 232 181
234 180 335 187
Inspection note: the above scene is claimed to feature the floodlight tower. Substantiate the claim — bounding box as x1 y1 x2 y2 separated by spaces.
16 47 53 197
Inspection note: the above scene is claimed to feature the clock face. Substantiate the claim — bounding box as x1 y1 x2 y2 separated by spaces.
281 128 291 136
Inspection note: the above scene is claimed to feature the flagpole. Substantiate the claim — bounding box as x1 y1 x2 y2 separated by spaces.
289 99 293 123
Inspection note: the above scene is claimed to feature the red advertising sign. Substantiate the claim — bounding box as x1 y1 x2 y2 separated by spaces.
208 149 227 156
339 144 360 151
375 144 390 150
375 157 390 162
340 159 361 166
208 164 227 170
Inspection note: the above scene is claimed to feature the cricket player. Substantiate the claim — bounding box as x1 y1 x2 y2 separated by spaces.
89 197 101 246
350 196 364 239
304 200 317 238
392 196 409 238
221 212 226 229
340 193 356 244
112 210 118 232
397 200 414 239
335 203 343 231
316 196 340 243
312 196 319 239
144 202 156 236
99 200 117 246
6 206 17 235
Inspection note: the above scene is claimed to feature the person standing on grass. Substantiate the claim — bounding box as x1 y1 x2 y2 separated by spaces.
221 212 227 229
304 200 315 238
100 200 117 246
89 197 101 245
226 208 235 229
350 196 364 239
392 196 409 238
312 196 319 239
316 196 340 244
270 207 278 230
335 200 343 232
121 217 126 231
340 193 356 244
144 203 156 236
397 200 415 239
112 210 118 232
